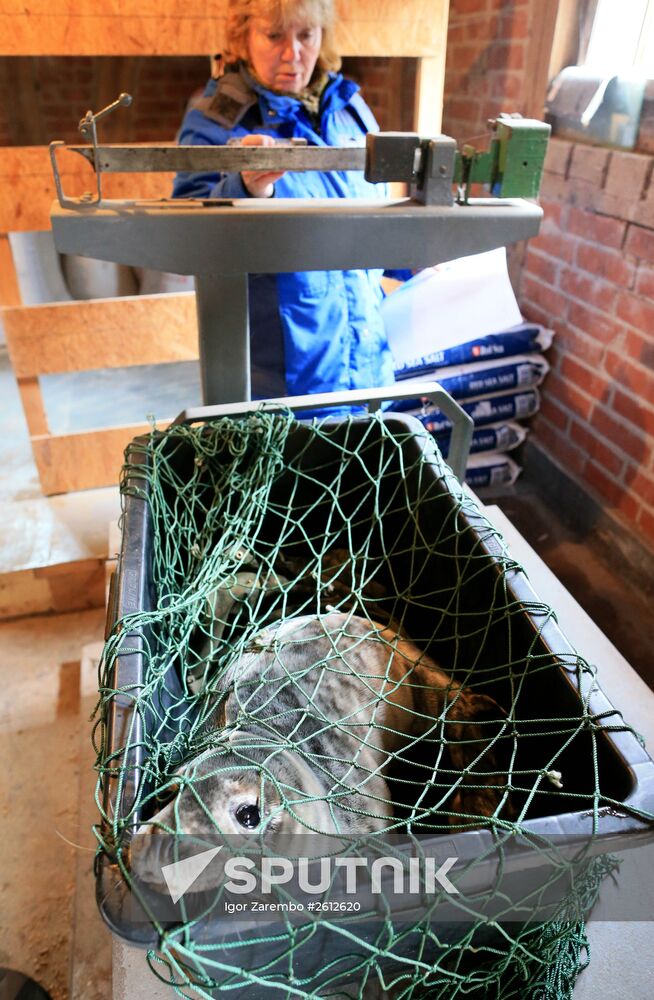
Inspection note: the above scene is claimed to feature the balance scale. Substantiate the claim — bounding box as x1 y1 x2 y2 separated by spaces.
49 94 550 483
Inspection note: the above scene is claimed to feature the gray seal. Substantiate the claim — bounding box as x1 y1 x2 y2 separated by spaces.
139 613 508 839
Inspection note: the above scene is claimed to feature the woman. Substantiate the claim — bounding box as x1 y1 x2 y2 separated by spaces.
173 0 397 402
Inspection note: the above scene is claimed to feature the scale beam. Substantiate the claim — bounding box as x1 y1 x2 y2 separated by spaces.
66 143 368 175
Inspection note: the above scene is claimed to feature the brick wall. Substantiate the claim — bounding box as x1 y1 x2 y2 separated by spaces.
522 142 654 546
442 0 531 145
0 55 409 146
442 0 654 549
0 57 210 145
342 57 417 131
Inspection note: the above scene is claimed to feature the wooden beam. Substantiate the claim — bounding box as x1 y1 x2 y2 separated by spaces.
524 0 560 120
1 1 447 57
0 146 174 232
3 292 198 378
0 234 21 306
414 56 446 135
31 424 154 495
549 0 599 82
17 377 49 436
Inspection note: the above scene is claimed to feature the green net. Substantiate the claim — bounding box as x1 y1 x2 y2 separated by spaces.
96 410 650 999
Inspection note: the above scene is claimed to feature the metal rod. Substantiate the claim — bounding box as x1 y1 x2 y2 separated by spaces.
173 382 474 484
66 144 368 174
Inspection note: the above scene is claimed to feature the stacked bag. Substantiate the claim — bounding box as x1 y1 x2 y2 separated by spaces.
382 249 553 489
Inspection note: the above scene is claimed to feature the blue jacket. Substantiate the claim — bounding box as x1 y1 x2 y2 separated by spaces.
173 70 396 401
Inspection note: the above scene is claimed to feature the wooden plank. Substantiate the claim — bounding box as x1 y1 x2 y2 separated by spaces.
414 55 446 135
524 0 560 120
0 146 174 232
549 0 598 81
0 559 105 620
31 424 154 495
3 292 197 377
0 234 21 305
16 377 49 436
0 1 447 56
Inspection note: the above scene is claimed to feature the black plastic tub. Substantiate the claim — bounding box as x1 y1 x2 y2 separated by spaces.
99 413 654 984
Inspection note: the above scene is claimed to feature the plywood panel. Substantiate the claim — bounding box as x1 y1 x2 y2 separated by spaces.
1 1 447 56
0 146 174 232
31 424 153 495
4 292 197 377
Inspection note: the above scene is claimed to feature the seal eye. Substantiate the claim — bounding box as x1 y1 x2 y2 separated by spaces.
235 803 260 828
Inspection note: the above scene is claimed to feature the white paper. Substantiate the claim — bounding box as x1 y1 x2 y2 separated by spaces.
382 248 523 371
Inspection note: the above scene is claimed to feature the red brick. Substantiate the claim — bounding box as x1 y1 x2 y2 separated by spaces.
487 42 525 71
594 190 639 223
567 207 626 249
544 370 594 422
447 24 469 44
570 420 624 477
531 419 585 477
450 43 488 70
556 324 605 368
540 173 573 203
560 268 618 313
613 482 641 522
637 507 654 550
544 139 573 178
482 98 516 121
637 196 654 230
584 460 623 505
491 72 524 100
449 15 500 41
575 243 635 287
605 151 650 198
521 274 568 321
444 96 479 121
519 301 554 328
625 329 654 369
590 407 648 465
540 199 566 228
630 469 654 506
560 354 611 401
524 247 558 286
538 395 569 432
452 0 489 13
614 388 654 436
625 225 654 263
569 145 610 187
605 352 654 401
528 227 574 264
635 264 654 298
568 302 624 347
499 7 529 38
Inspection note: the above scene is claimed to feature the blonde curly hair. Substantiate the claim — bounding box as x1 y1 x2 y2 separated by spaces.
224 0 341 75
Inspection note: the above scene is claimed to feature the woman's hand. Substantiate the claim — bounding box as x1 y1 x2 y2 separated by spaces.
240 133 285 198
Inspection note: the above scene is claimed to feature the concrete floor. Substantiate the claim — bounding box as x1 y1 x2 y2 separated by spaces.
0 609 110 999
488 483 654 692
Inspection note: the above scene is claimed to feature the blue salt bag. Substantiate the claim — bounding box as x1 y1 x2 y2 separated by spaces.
418 354 549 401
464 452 522 489
393 325 554 379
435 421 527 458
393 388 541 433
